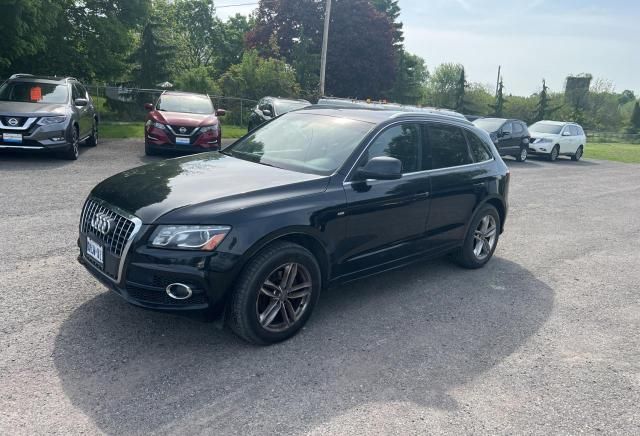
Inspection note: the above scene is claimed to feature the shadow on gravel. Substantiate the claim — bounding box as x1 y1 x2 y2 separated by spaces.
53 257 553 434
0 148 90 170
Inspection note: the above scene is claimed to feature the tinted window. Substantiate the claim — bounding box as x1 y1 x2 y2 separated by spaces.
226 112 374 175
501 122 513 134
364 124 422 173
465 131 493 163
274 100 310 115
0 81 69 104
473 118 505 132
513 122 523 134
428 123 473 169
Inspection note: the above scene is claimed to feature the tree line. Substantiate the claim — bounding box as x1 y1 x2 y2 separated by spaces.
1 0 638 132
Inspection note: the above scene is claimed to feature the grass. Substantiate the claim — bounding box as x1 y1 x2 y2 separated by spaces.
584 142 640 164
100 122 247 139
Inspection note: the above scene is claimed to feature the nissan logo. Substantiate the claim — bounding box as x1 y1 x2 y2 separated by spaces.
179 127 187 134
7 118 19 126
91 212 115 236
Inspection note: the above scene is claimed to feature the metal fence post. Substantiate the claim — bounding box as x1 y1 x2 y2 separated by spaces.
240 100 243 126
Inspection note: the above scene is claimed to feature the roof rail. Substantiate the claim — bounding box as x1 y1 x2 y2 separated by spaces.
9 73 33 79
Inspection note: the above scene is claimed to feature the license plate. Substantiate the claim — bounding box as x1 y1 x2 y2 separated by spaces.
2 133 22 143
86 237 104 266
176 137 190 145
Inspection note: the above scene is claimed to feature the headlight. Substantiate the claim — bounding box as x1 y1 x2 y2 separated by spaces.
200 125 219 133
38 115 67 125
535 138 552 144
149 225 231 250
146 120 167 130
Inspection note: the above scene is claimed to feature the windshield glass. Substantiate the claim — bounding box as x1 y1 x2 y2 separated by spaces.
473 118 505 132
156 94 214 114
225 112 374 175
274 100 310 115
0 81 69 104
529 122 563 134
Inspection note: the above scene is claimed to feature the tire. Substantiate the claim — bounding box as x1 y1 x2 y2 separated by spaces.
85 120 98 147
454 204 501 269
571 145 583 161
60 126 79 160
144 141 158 156
515 146 528 162
548 145 559 162
227 241 322 345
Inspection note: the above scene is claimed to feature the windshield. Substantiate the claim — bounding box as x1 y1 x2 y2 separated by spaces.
275 100 310 115
529 122 563 134
473 118 505 132
225 112 374 175
156 94 214 114
0 81 69 104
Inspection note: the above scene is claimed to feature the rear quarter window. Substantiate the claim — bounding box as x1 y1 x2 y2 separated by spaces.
465 130 493 163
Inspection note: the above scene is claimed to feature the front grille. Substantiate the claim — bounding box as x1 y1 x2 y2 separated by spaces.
80 198 136 257
170 125 196 135
1 116 29 127
126 284 208 306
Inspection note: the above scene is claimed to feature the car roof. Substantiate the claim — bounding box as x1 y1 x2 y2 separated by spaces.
7 75 75 84
535 120 570 126
162 91 209 98
293 106 473 126
265 96 311 104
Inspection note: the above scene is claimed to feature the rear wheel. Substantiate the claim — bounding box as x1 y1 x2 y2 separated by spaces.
85 120 98 147
571 145 583 161
454 205 501 269
227 242 322 345
549 145 559 162
515 146 528 162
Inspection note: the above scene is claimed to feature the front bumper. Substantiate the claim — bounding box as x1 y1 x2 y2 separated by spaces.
145 126 221 153
0 120 71 150
528 142 552 154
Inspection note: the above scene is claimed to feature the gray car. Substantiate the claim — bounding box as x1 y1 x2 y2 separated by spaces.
0 74 98 160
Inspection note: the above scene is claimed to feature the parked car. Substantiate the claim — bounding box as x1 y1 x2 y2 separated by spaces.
0 73 98 160
77 107 510 344
247 97 311 131
473 117 530 162
144 91 225 156
528 121 586 161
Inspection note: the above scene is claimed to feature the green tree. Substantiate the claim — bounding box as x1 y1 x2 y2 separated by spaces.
454 67 470 113
370 0 404 48
171 0 220 69
490 78 506 117
629 101 640 133
174 66 220 94
131 21 174 88
390 52 428 105
425 63 464 109
215 14 254 75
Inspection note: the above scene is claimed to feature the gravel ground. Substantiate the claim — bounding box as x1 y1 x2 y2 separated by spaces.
1 139 639 435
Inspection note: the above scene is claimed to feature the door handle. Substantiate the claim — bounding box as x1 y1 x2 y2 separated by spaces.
472 183 485 193
414 192 430 200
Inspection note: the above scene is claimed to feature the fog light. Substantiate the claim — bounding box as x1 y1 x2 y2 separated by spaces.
52 136 65 141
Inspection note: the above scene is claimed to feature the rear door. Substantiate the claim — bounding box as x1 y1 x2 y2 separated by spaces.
72 83 91 137
512 121 526 151
559 125 574 153
498 121 516 155
338 122 431 277
424 122 494 251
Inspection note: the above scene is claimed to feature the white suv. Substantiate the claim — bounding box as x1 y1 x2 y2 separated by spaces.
528 121 586 161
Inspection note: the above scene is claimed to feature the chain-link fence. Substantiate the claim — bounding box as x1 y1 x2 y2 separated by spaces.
86 85 257 126
586 132 640 144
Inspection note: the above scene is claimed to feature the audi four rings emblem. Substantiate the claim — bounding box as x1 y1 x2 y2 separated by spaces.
179 127 187 134
91 212 115 236
8 118 19 126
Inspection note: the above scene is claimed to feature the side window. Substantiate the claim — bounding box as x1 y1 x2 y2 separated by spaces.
465 130 493 163
501 122 513 135
71 84 80 101
563 126 573 136
570 125 580 136
577 126 585 136
77 84 88 99
513 122 523 134
363 123 422 174
427 123 473 169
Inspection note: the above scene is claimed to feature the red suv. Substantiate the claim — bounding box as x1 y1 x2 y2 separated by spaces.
144 91 225 155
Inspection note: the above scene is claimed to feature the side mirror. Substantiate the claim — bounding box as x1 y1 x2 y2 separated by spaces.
216 109 226 117
262 109 272 117
356 157 402 181
144 103 154 111
74 98 88 107
500 130 511 137
562 131 571 136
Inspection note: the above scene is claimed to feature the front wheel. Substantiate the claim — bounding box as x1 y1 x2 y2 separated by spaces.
85 120 98 147
516 146 528 162
227 242 322 345
454 205 501 269
60 126 79 160
549 145 559 162
571 145 583 161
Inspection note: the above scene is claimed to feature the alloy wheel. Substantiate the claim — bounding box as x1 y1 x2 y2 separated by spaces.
520 148 528 161
551 146 559 161
473 215 497 260
575 147 583 161
71 128 79 158
256 262 313 333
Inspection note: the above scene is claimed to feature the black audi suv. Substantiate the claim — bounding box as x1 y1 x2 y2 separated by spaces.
78 107 510 344
0 74 98 160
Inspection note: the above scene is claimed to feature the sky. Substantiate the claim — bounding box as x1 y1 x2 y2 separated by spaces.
216 0 640 96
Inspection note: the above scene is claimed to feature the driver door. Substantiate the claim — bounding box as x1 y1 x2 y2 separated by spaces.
337 122 431 277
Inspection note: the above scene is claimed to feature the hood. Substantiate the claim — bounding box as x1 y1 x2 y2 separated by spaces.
91 152 329 223
0 101 67 117
530 132 560 139
152 110 217 127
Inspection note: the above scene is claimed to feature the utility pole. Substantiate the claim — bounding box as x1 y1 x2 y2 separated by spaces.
319 0 332 97
495 65 501 96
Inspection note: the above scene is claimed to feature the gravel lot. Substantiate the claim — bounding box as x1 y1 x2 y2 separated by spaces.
1 139 639 435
